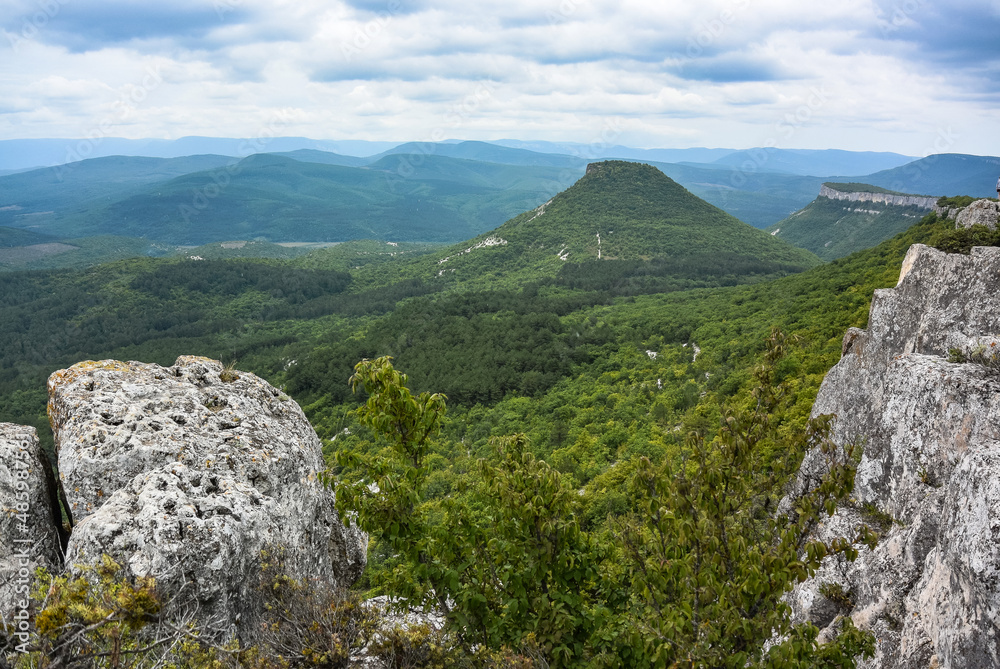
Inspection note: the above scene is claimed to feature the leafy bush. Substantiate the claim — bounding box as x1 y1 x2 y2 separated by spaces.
930 223 1000 254
4 551 394 669
818 582 855 612
936 195 977 209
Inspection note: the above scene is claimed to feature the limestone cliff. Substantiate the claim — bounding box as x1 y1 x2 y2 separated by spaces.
819 184 938 209
786 244 1000 668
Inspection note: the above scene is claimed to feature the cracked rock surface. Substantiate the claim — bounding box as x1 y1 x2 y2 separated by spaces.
785 244 1000 668
0 424 63 619
955 199 1000 231
50 356 366 637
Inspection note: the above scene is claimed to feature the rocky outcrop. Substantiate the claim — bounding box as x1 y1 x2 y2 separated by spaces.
955 199 1000 230
819 184 938 209
786 244 1000 668
49 356 366 638
0 425 63 619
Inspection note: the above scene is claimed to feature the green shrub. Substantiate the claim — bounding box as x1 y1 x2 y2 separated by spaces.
931 224 1000 254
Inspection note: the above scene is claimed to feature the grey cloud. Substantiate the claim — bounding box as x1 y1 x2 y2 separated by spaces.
870 2 1000 65
310 58 502 83
2 0 254 52
671 55 791 83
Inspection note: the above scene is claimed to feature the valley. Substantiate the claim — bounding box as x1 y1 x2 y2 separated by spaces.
1 139 998 667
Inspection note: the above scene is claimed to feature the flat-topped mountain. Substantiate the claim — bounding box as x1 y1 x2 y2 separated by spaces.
769 183 942 260
413 160 820 288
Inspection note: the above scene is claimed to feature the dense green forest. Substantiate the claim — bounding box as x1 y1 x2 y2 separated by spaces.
0 210 958 500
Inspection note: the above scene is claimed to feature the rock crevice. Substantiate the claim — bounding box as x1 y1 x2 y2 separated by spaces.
2 356 365 639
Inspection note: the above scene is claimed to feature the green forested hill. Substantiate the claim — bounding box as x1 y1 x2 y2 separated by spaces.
339 160 821 292
769 192 932 260
0 226 55 247
0 154 235 227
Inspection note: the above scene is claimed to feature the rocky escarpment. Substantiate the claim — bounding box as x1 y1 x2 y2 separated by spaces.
28 356 366 639
819 184 938 209
0 425 64 619
786 244 1000 668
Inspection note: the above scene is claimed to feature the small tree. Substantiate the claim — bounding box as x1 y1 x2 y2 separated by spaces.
334 358 599 662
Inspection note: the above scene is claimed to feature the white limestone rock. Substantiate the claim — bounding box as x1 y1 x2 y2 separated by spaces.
785 244 1000 668
955 199 1000 231
0 424 63 619
50 356 366 637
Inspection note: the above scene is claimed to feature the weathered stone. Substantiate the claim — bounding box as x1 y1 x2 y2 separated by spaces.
954 199 1000 230
51 356 366 638
786 244 1000 668
0 424 63 619
820 184 938 209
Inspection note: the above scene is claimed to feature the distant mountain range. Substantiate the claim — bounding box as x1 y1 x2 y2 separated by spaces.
0 136 917 172
0 152 579 245
0 138 997 264
0 137 402 170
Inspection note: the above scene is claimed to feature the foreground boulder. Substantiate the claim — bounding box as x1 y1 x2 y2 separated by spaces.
786 244 1000 668
0 424 63 619
50 356 366 637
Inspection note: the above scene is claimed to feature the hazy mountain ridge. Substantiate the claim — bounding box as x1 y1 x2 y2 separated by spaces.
863 153 1000 198
0 152 579 246
0 140 995 271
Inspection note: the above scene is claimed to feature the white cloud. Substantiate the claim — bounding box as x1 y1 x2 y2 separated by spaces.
0 0 996 155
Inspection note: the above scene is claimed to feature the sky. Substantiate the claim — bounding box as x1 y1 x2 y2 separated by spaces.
1 0 999 156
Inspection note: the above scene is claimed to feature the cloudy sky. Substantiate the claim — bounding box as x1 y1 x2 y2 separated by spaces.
1 0 998 156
